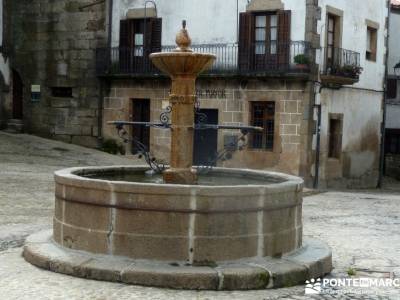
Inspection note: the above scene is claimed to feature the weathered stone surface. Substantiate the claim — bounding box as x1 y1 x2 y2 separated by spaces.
8 0 106 147
23 230 332 290
286 238 333 279
218 265 270 290
122 263 219 290
249 257 309 288
53 166 303 261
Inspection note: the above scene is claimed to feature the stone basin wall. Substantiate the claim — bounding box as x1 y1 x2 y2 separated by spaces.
53 166 303 264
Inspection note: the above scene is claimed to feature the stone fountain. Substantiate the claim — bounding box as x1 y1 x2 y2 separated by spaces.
23 22 332 290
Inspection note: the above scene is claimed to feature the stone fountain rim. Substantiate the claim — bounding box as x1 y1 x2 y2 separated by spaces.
54 166 303 194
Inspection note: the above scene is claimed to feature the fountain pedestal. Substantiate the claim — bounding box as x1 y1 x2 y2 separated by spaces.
150 22 215 184
163 76 198 184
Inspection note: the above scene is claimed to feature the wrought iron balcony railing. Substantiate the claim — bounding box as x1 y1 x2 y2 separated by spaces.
321 47 362 81
96 41 311 77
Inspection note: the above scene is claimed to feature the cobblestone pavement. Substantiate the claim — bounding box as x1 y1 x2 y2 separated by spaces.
0 132 399 300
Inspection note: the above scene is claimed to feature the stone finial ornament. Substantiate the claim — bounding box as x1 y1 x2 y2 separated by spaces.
175 20 192 52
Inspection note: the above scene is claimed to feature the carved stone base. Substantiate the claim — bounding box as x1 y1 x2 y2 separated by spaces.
163 168 198 184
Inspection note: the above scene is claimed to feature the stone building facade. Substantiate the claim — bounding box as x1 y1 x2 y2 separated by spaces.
0 0 11 129
1 0 388 188
1 0 108 147
99 0 388 188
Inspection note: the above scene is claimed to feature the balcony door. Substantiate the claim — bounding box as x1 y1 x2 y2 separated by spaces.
119 18 162 74
254 14 278 70
326 14 336 68
325 14 341 70
239 10 291 72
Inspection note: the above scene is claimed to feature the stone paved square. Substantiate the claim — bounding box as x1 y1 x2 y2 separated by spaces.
0 132 399 299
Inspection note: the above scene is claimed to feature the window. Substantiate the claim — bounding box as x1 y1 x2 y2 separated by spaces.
366 27 377 61
387 79 398 99
328 117 343 159
251 102 275 150
254 14 278 55
134 33 144 57
51 87 72 98
255 15 266 55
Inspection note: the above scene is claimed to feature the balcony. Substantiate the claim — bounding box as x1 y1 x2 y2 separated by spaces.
96 41 311 78
320 48 362 86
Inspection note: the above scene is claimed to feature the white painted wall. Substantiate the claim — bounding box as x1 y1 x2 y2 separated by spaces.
111 0 306 47
317 0 387 91
388 10 400 74
316 0 386 184
320 88 382 181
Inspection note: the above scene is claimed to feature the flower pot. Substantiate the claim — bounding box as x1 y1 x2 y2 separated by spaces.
295 64 309 71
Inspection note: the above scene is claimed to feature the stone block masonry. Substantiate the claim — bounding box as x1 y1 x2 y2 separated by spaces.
6 0 107 148
103 78 309 177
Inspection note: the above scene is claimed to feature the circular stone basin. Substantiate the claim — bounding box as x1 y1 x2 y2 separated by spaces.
52 166 304 263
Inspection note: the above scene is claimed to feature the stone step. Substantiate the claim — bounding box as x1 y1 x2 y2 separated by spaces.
8 118 24 124
5 119 24 133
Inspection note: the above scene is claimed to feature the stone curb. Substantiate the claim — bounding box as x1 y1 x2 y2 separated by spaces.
23 230 332 290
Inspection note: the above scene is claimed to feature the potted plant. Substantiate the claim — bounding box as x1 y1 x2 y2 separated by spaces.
338 65 363 79
294 54 310 70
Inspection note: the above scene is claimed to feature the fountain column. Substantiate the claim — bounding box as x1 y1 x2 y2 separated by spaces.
150 21 215 184
163 76 197 184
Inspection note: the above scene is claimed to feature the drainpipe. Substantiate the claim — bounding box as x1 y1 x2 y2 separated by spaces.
108 0 113 49
377 1 391 188
97 0 113 147
236 0 239 43
313 21 326 189
144 1 158 48
313 91 322 189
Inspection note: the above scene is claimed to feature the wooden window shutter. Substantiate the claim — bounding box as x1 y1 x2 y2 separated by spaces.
119 19 134 73
119 19 131 48
238 12 254 71
150 18 162 53
277 10 291 68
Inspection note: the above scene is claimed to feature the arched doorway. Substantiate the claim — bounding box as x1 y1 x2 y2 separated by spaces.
12 70 23 119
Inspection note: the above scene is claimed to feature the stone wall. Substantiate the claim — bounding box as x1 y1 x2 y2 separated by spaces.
385 154 400 179
103 77 312 178
5 0 108 147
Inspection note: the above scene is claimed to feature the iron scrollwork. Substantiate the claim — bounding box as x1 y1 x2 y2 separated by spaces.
160 105 172 126
194 98 208 125
115 123 167 174
110 99 260 175
196 129 249 174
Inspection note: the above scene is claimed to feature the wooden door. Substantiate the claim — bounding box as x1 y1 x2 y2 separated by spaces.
326 14 336 69
131 99 150 154
12 71 23 119
193 109 219 166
